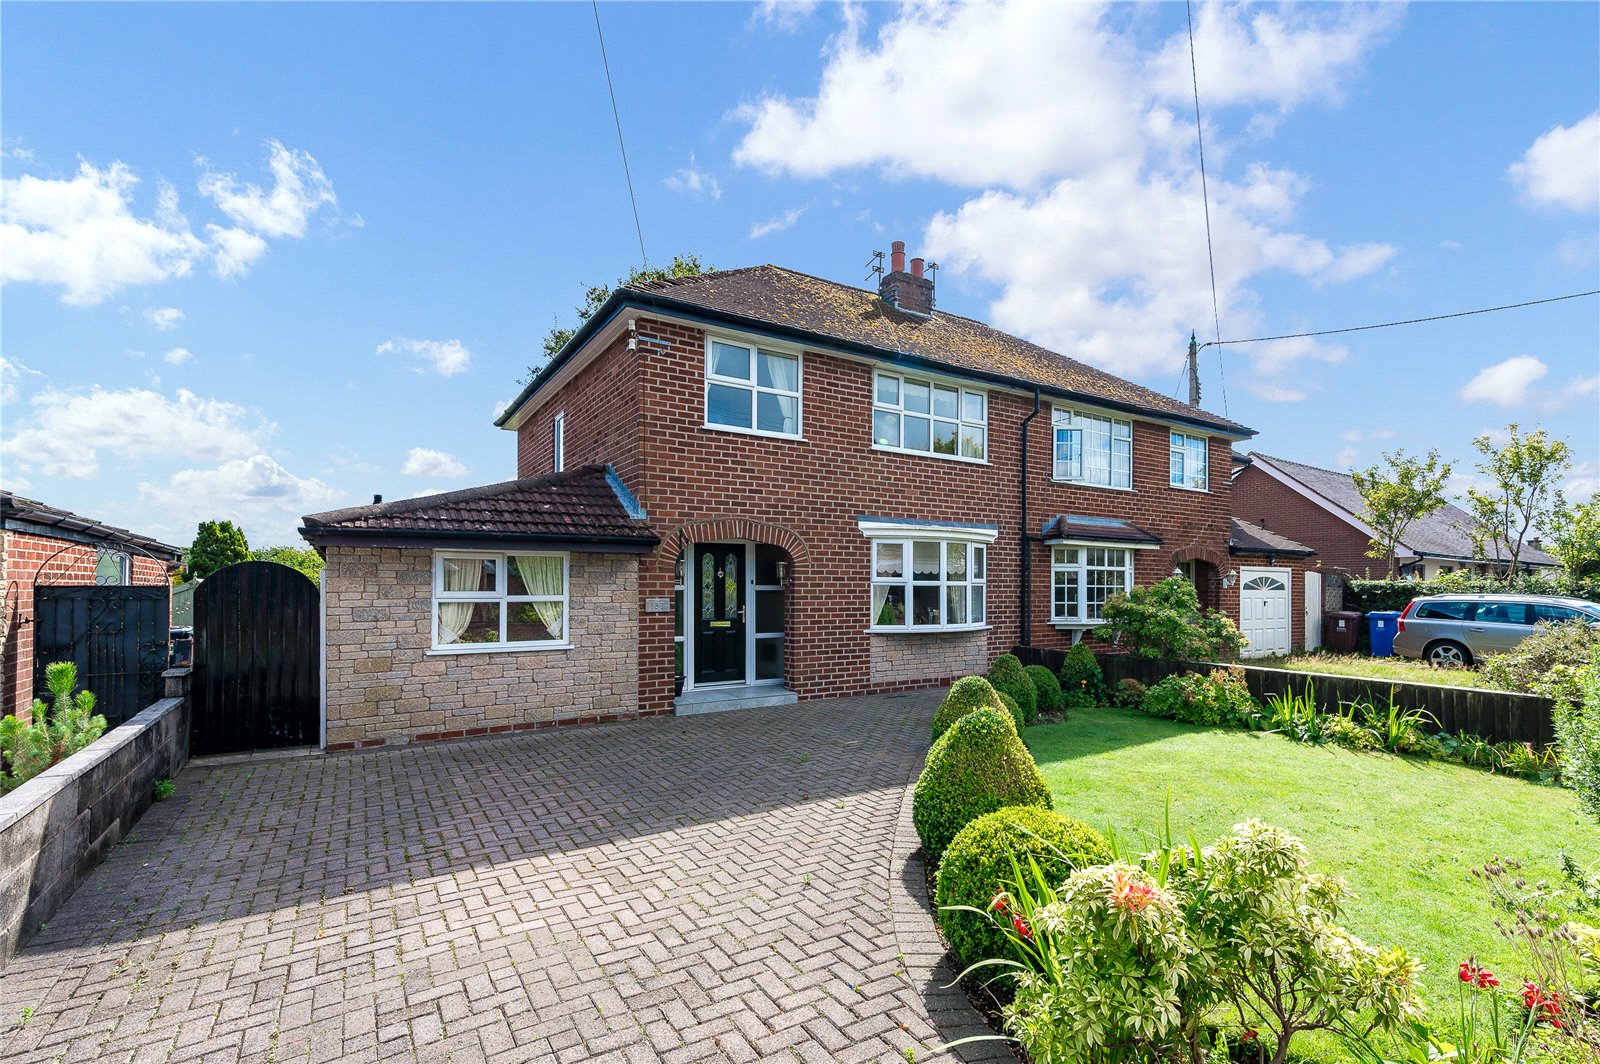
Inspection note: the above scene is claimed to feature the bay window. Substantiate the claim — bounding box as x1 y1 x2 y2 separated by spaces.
433 550 569 651
1170 432 1209 490
870 538 987 630
705 338 802 437
873 371 987 461
1053 408 1132 488
1051 545 1133 625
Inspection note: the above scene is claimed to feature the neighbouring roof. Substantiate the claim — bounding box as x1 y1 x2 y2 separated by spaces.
1248 453 1559 567
0 491 183 562
1042 514 1163 546
1229 517 1316 557
300 465 658 550
501 264 1253 438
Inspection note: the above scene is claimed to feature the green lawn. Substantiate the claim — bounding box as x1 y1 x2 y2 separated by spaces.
1028 708 1600 1050
1250 650 1501 690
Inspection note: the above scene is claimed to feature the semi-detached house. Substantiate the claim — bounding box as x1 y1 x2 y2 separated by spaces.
304 245 1306 751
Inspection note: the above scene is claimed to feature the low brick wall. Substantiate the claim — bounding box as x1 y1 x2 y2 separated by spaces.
0 690 190 968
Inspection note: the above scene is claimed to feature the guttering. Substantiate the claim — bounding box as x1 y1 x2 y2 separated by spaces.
1019 386 1042 647
297 527 659 553
497 289 1255 439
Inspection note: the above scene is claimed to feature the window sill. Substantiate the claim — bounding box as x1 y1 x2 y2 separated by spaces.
1170 483 1211 494
701 422 805 443
428 642 573 656
866 624 992 636
1049 478 1135 493
1049 620 1102 630
871 444 988 466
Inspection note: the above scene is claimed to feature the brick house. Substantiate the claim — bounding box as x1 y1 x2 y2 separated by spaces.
1 492 181 719
1233 452 1558 580
305 246 1295 750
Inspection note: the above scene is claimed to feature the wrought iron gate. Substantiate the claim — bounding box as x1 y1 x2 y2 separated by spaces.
34 586 170 727
191 561 320 756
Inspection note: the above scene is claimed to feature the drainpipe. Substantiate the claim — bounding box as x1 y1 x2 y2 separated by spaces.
1019 386 1041 647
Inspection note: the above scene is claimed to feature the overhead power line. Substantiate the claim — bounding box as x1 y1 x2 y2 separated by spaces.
1196 290 1600 351
1185 0 1227 416
592 1 647 269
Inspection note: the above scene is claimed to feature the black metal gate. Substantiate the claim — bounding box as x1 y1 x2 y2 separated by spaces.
34 586 170 727
192 561 320 756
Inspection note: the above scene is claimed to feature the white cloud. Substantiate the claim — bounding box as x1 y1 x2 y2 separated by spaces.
145 306 184 330
207 224 269 278
1248 382 1309 402
750 206 806 239
1509 113 1600 213
138 454 342 547
1459 355 1548 407
1342 427 1395 443
1565 461 1600 502
754 0 820 31
401 447 467 478
1335 446 1358 469
163 347 193 366
664 153 722 200
376 337 472 377
197 140 337 238
0 356 42 404
1 386 267 478
1439 240 1464 251
733 2 1399 384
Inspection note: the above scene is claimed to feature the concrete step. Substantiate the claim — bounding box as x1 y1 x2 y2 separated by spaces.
674 686 799 716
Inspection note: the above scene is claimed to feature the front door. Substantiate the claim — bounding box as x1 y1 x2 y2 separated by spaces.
693 543 746 685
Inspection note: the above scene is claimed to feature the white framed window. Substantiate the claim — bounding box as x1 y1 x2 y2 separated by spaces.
705 338 802 438
1053 407 1132 488
1170 432 1209 491
1051 545 1133 625
95 549 130 586
869 539 988 631
872 371 987 462
432 550 569 652
552 412 565 472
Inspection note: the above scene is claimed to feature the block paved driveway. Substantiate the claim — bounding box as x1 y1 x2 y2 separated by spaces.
1 692 1006 1063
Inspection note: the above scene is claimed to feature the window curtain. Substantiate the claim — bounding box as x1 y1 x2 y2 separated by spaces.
759 351 799 392
513 555 565 638
438 558 478 643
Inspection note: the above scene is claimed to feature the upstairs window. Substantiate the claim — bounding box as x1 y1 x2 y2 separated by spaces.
1170 432 1209 491
552 412 565 472
872 371 986 461
1053 408 1132 488
705 339 801 437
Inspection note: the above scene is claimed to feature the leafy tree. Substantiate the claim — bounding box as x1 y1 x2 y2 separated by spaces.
186 520 251 581
1350 448 1452 579
1095 577 1246 660
523 254 709 383
1548 497 1600 579
1465 424 1571 580
252 545 325 587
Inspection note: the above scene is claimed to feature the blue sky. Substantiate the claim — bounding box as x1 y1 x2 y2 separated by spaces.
3 1 1597 548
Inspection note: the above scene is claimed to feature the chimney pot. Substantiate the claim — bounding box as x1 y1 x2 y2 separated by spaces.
373 494 383 505
890 240 906 274
910 257 925 277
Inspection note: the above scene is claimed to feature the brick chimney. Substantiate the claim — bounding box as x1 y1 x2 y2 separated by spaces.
878 239 935 315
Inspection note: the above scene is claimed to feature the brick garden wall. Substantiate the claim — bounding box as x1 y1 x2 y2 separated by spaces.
869 630 989 688
1232 466 1379 577
321 546 646 748
1 531 171 720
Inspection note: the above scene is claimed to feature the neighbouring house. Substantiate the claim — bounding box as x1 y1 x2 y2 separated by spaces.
1233 452 1559 580
1 492 182 719
304 244 1267 750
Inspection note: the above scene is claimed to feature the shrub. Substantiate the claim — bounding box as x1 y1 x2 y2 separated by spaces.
1111 677 1146 709
1056 644 1102 708
1140 668 1257 727
1483 621 1600 698
1555 653 1600 823
988 654 1039 726
1023 665 1064 714
0 662 107 794
912 709 1051 858
935 806 1111 966
931 675 1007 742
997 692 1025 733
1095 577 1246 660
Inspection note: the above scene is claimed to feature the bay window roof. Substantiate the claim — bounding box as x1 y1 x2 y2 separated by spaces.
1041 514 1162 546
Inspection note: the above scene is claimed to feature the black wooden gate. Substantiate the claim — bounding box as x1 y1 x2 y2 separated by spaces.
192 561 320 756
34 586 170 727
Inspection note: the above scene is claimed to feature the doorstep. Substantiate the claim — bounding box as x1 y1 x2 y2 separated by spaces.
674 685 798 716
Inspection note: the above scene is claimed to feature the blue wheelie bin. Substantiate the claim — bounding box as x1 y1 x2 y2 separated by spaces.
1367 611 1402 657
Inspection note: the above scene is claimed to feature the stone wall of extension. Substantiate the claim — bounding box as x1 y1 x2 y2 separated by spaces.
0 673 190 969
322 547 646 750
868 630 991 689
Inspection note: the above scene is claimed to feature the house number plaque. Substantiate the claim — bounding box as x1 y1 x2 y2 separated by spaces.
645 597 672 613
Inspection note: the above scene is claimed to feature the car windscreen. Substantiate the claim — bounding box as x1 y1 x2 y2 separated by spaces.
1413 601 1471 620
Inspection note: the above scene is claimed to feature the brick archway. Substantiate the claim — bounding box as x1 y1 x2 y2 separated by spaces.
1169 545 1227 571
661 518 811 566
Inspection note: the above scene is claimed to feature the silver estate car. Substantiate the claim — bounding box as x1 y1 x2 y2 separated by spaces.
1391 593 1600 667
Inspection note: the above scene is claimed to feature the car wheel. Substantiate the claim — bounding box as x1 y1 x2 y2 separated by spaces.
1425 641 1472 668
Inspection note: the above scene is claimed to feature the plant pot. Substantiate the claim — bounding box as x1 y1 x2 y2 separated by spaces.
674 674 685 697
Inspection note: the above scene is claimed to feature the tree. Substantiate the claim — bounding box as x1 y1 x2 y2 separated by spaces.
1350 449 1452 579
252 545 325 587
1548 497 1600 579
523 254 709 383
186 520 251 581
1466 424 1571 580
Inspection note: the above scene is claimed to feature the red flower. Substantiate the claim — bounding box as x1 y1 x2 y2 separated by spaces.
1241 1029 1258 1044
1460 961 1475 984
989 891 1008 914
1109 867 1159 914
1012 915 1033 941
1477 970 1499 990
1522 981 1541 1009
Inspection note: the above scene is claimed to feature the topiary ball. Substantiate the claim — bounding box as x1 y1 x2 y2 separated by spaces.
997 692 1025 733
1023 665 1064 714
912 708 1052 858
932 675 1007 742
1058 644 1104 708
988 654 1039 725
936 806 1112 966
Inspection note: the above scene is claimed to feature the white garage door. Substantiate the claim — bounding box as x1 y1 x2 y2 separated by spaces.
1240 567 1291 658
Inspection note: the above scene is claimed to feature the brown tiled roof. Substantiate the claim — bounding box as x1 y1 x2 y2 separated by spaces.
300 465 657 546
1 491 182 561
1042 514 1162 546
625 265 1250 436
1230 517 1315 557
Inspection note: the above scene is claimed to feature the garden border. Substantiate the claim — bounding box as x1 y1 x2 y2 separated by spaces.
1012 647 1555 747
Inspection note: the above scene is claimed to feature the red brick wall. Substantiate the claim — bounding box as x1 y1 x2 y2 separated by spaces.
518 315 1241 712
2 531 171 719
518 333 642 485
1232 465 1384 577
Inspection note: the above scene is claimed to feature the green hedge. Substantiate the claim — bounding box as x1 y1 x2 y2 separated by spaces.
912 708 1051 858
1346 572 1600 613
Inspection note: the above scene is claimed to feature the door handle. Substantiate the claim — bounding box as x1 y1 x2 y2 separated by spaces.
1467 626 1485 632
